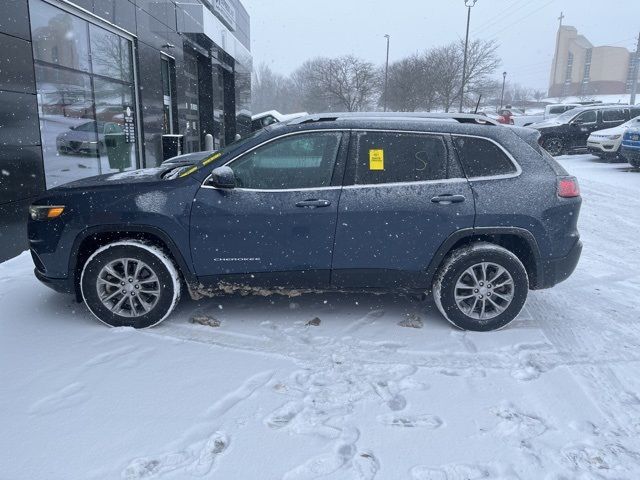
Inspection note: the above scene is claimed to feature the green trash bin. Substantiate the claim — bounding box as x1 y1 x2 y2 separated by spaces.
104 124 131 172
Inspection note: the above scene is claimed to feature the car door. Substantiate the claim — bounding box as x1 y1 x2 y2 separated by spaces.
568 109 599 149
190 130 347 287
332 130 475 289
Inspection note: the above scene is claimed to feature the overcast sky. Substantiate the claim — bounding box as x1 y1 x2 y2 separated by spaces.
243 0 639 92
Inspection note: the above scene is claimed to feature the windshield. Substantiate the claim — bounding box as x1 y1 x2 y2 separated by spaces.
167 126 274 178
555 108 586 123
623 115 640 127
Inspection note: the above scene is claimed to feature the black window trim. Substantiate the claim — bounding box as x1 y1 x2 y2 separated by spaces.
451 133 522 181
344 129 468 189
202 129 347 192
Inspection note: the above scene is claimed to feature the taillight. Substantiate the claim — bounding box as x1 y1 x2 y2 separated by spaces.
558 176 580 198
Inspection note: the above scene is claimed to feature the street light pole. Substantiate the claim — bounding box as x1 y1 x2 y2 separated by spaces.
630 31 640 106
459 0 477 113
500 71 507 109
384 34 390 112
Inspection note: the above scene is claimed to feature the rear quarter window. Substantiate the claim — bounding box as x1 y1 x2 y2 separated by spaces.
452 136 518 178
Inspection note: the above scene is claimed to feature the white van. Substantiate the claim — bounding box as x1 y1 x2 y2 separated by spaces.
543 104 580 121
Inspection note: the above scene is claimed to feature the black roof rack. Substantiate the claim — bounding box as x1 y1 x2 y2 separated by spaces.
288 112 500 126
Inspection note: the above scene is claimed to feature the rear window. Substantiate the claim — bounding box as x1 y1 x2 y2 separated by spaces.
453 136 517 178
354 132 456 185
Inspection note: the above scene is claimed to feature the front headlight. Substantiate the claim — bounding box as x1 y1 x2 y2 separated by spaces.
29 205 65 221
607 135 621 140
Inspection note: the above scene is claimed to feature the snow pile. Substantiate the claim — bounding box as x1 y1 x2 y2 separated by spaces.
1 155 640 478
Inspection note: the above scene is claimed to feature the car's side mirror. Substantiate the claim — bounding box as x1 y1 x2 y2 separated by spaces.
210 166 235 189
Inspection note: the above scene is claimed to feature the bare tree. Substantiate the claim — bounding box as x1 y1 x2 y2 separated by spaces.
293 56 378 112
429 43 462 112
252 63 300 113
461 39 501 108
384 54 426 112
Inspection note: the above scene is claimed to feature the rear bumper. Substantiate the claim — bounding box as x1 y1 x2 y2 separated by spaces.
536 240 582 289
34 268 75 295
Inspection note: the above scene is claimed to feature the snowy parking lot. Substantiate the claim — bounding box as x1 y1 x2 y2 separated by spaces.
1 154 640 479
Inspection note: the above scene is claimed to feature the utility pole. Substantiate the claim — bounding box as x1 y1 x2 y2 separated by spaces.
383 34 390 112
500 71 507 109
551 11 564 98
630 31 640 106
459 0 477 113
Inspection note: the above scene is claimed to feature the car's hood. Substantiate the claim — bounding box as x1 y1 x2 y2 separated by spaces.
53 166 179 190
530 119 562 129
589 125 624 137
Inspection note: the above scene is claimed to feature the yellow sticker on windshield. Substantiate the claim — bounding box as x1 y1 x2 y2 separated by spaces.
369 149 384 170
202 151 222 166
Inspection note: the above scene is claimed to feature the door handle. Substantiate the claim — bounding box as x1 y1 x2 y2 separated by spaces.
431 194 466 205
295 199 332 208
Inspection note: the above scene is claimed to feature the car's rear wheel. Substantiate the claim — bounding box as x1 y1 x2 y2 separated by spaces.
80 241 181 328
542 137 564 156
432 243 528 331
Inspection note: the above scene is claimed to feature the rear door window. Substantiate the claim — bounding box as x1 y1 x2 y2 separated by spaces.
452 136 517 178
354 132 456 185
602 109 626 123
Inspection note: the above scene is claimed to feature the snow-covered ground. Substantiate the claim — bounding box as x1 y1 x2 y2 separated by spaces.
1 155 640 479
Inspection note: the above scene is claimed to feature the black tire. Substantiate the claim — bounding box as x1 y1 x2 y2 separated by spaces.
627 156 640 168
542 136 564 157
432 243 529 332
80 241 181 328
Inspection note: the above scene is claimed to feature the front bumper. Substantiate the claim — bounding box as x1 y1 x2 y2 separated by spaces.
536 240 582 289
34 268 75 295
587 141 619 155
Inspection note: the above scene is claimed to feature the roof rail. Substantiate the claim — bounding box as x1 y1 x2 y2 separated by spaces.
288 111 500 126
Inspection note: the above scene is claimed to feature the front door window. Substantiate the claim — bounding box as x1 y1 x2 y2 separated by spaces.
230 132 342 190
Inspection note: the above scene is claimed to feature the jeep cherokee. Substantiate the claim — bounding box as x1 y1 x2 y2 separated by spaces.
27 113 582 331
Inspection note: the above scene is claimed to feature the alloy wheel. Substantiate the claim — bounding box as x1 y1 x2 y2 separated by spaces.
95 258 161 317
454 262 515 320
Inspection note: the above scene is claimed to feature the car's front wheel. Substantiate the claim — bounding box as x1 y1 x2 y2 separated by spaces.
432 243 528 331
541 136 564 156
80 241 181 328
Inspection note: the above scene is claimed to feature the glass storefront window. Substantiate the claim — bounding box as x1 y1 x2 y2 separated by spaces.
30 0 90 72
93 78 136 173
89 24 132 82
35 64 98 188
30 0 139 188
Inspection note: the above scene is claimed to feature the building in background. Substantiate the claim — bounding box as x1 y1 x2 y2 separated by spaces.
0 0 252 260
549 25 637 98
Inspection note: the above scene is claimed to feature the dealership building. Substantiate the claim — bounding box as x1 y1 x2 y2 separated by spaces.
0 0 252 260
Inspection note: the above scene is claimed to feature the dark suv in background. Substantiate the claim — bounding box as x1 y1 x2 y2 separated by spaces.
533 104 640 156
28 113 582 332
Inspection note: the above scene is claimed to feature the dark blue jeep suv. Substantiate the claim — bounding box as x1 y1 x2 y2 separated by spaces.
28 113 582 331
